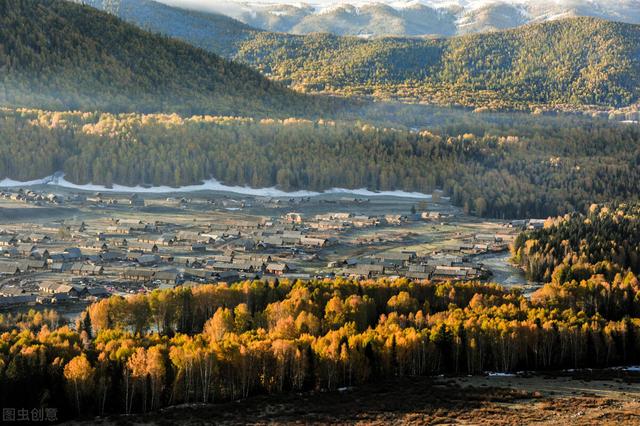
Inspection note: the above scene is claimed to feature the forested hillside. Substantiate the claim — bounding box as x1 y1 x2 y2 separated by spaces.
75 1 640 110
3 108 640 219
513 203 640 282
235 18 640 109
0 0 325 116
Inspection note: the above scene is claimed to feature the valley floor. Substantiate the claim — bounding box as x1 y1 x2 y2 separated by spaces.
65 371 640 425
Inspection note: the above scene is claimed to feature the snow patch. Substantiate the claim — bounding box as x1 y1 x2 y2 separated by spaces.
486 372 516 377
0 173 434 199
163 0 640 17
317 3 360 15
0 176 54 187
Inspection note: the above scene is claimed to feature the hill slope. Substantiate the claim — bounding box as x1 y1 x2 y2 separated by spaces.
235 17 640 109
77 0 260 57
0 0 321 116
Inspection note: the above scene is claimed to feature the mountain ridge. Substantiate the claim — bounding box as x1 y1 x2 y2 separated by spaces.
0 0 326 116
156 0 640 38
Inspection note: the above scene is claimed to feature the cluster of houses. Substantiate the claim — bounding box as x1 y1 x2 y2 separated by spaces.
340 251 490 281
0 280 109 307
335 232 515 281
297 210 451 232
0 187 180 208
445 233 512 254
508 219 546 230
0 210 350 307
0 185 519 313
0 189 63 205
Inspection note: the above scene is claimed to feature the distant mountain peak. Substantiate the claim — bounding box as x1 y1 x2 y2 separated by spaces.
161 0 639 37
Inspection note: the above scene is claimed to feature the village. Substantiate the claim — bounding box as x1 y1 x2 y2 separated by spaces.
0 185 536 318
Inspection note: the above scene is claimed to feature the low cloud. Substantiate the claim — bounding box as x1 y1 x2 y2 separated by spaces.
155 0 248 17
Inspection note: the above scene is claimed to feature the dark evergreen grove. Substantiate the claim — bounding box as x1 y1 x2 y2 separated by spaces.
0 0 333 117
513 203 640 282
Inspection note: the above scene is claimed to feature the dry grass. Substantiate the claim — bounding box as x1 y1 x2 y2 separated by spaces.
67 372 640 426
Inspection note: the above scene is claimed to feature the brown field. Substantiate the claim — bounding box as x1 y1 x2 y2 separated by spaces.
65 371 640 426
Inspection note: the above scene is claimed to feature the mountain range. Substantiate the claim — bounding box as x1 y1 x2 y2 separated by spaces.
156 0 640 38
74 0 640 109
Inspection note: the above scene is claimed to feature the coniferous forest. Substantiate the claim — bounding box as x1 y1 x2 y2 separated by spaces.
513 203 640 282
2 109 640 219
233 17 640 110
0 0 333 117
0 1 637 220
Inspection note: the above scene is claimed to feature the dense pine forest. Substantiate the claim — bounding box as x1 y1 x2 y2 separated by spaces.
0 0 330 117
0 1 637 220
513 203 640 282
2 108 640 219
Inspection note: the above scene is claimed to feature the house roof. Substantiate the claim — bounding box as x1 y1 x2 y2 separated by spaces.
55 284 75 294
87 287 110 296
0 294 36 305
19 259 46 269
355 264 385 273
137 254 160 264
40 281 62 291
154 271 178 281
123 268 155 278
0 262 20 274
266 263 290 271
0 286 25 296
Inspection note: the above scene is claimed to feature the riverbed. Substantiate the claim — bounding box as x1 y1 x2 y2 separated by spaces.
477 251 541 295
